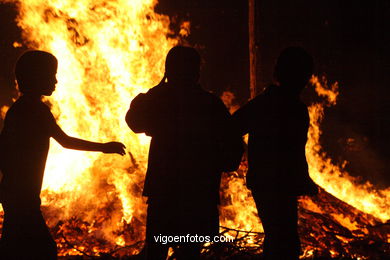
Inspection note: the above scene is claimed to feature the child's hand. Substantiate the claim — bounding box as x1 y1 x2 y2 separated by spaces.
102 142 126 155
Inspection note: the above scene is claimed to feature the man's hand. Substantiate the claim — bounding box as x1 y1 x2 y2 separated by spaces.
102 142 126 155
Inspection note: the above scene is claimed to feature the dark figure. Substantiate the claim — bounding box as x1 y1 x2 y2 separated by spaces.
126 46 242 260
0 50 126 259
233 47 318 260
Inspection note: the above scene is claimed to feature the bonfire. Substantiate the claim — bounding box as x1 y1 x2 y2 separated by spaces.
0 0 388 259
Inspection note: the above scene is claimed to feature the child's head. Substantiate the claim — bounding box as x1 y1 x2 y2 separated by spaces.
15 50 58 96
165 46 201 85
274 46 313 92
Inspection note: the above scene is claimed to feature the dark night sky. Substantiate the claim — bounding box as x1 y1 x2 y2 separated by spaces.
0 0 389 187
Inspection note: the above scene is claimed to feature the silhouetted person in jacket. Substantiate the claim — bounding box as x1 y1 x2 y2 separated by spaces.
0 50 126 259
126 46 241 260
233 47 318 260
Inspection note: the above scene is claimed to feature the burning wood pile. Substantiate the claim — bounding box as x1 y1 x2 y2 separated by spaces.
26 168 390 259
207 190 390 260
0 0 389 259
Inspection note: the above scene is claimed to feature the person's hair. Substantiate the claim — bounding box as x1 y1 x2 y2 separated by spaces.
165 46 200 82
274 46 313 88
15 50 58 93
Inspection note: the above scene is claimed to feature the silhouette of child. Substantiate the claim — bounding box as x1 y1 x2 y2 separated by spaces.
0 50 126 259
233 47 318 260
127 46 242 260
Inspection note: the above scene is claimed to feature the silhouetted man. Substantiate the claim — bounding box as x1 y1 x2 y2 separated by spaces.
0 50 125 259
233 47 318 260
126 46 241 260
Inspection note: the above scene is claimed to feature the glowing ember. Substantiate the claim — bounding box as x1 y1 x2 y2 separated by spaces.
0 0 388 258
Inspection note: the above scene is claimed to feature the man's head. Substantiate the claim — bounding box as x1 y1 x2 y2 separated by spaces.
15 50 58 96
274 47 313 93
165 46 201 85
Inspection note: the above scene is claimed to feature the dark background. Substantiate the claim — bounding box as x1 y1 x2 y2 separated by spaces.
1 0 389 187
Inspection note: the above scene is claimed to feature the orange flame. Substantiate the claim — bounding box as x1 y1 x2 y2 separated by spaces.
306 76 390 222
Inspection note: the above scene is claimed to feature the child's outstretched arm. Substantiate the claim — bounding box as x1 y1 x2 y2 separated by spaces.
51 122 126 155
